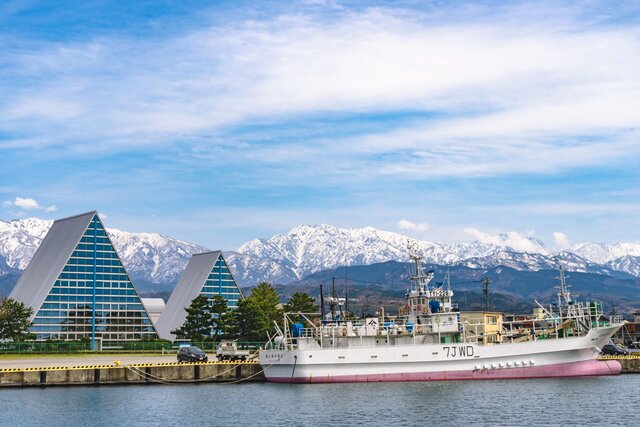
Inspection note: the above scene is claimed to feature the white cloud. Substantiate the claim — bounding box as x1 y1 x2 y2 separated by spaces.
464 227 546 253
553 232 570 249
397 219 429 232
4 197 57 212
1 3 639 184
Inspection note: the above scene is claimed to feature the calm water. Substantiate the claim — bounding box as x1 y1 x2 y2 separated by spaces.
1 375 638 426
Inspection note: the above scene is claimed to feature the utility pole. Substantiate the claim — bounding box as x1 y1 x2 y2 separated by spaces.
344 264 349 319
481 277 491 312
320 284 325 322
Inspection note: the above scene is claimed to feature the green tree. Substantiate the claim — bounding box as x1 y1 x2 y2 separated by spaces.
171 295 230 341
284 292 318 324
209 295 228 339
0 298 35 341
233 282 282 342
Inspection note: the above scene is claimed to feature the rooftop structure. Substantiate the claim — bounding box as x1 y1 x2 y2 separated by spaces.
155 251 243 341
141 298 166 325
9 211 157 349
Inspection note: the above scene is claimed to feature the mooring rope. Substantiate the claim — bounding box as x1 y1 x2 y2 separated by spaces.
125 362 245 384
123 354 285 385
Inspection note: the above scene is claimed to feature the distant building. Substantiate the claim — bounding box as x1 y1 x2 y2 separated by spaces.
155 251 243 341
460 311 504 345
9 211 157 349
141 298 166 325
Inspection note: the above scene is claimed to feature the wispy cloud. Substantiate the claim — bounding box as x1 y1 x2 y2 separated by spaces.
2 3 639 182
3 197 57 212
464 227 545 253
553 231 570 249
397 219 429 232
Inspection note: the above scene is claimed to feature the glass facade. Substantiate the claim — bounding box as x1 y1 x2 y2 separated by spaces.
199 255 243 309
30 214 157 347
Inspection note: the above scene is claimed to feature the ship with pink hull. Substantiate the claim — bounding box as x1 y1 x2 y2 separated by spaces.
259 246 623 383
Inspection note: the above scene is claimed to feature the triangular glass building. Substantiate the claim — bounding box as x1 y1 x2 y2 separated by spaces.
155 251 243 341
10 211 157 349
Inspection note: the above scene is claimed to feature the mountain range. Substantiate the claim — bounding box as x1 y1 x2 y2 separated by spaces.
236 224 640 281
2 218 640 297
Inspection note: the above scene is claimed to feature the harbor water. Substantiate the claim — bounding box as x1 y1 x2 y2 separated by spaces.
2 375 638 426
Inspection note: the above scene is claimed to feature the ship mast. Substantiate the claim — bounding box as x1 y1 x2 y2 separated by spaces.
556 265 573 318
408 241 433 293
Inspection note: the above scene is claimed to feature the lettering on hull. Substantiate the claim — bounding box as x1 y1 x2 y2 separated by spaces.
443 345 475 358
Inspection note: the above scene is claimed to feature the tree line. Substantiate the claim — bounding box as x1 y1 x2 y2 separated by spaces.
0 282 318 343
172 282 317 342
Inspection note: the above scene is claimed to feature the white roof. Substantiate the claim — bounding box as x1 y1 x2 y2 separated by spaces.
141 298 166 313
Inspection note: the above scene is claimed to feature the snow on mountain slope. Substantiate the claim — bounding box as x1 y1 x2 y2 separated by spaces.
223 251 300 288
0 218 53 270
106 228 207 284
238 224 556 281
237 224 640 281
0 218 207 286
571 242 640 265
3 218 640 290
606 255 640 278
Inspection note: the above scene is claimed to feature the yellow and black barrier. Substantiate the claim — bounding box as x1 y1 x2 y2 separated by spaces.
0 359 258 373
598 354 640 360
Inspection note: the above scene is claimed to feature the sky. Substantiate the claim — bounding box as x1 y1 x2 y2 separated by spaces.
1 0 639 250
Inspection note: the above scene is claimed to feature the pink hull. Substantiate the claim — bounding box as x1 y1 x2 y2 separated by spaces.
266 359 622 383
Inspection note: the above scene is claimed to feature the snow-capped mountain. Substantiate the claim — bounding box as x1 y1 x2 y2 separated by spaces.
606 255 640 278
237 224 640 282
570 242 640 265
0 218 207 286
2 218 640 292
105 228 208 284
0 218 51 270
236 224 621 280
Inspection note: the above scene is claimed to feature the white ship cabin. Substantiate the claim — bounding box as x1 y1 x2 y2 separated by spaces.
399 281 460 336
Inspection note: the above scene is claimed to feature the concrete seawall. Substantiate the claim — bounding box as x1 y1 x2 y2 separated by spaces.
598 355 640 373
0 361 264 387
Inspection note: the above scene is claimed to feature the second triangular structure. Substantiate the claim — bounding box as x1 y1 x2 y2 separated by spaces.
155 251 243 340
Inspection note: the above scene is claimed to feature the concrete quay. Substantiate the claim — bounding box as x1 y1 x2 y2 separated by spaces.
0 361 264 387
599 355 640 373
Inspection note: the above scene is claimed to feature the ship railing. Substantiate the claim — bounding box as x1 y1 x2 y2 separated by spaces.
458 321 480 345
532 300 625 333
610 315 624 324
269 311 323 350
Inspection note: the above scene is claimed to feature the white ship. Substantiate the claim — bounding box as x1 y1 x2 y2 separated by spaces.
259 245 623 383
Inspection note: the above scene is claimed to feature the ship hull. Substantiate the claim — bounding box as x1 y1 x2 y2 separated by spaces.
265 359 621 383
260 324 622 383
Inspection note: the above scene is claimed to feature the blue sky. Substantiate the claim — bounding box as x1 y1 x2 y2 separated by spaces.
1 0 640 250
